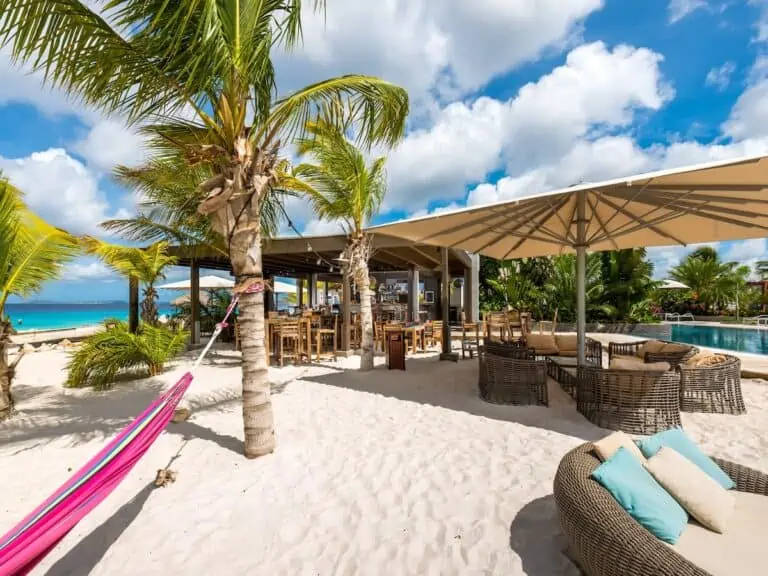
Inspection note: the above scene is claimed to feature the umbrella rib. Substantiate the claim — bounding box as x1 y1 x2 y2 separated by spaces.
595 196 687 246
416 202 535 244
628 193 768 217
592 182 653 238
501 197 572 259
586 194 619 250
593 187 700 243
473 202 567 255
447 202 554 247
544 196 577 244
623 184 768 192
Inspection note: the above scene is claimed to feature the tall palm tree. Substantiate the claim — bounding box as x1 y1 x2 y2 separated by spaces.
292 121 389 371
82 238 177 325
0 179 79 419
0 1 408 457
670 249 741 313
599 248 655 320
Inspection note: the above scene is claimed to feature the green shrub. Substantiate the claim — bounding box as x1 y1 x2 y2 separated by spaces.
66 322 188 389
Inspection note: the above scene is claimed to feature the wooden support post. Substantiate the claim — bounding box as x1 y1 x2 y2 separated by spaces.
440 247 458 361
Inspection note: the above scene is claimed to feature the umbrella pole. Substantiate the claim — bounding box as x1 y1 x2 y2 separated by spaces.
576 191 587 366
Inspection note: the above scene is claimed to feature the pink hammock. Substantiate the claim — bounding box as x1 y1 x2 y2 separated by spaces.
0 292 246 575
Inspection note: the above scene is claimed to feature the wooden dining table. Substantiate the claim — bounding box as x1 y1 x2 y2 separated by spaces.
403 324 426 355
264 317 312 364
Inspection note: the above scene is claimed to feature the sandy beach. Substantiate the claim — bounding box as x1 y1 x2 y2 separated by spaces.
2 346 767 575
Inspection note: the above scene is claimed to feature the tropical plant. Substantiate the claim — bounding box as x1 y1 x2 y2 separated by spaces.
544 254 614 323
82 238 177 325
599 248 656 321
670 249 744 313
0 1 409 457
292 121 390 370
0 179 79 419
66 322 188 389
757 260 768 280
487 262 541 313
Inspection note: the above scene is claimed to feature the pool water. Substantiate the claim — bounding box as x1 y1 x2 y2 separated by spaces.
670 324 768 355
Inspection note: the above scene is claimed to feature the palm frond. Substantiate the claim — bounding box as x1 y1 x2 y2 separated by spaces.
81 237 176 284
0 180 80 309
261 75 409 150
65 321 188 389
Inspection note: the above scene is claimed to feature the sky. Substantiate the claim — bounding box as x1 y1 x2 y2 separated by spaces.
3 0 768 302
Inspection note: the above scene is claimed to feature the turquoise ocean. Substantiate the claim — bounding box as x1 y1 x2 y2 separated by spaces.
5 303 173 332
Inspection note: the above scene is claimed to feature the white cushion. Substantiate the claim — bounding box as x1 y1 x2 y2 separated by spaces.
593 431 646 463
671 492 768 576
645 447 734 533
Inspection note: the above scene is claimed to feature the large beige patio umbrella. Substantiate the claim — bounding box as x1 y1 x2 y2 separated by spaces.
371 154 768 363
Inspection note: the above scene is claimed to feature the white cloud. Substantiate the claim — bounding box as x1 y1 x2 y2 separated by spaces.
275 0 603 112
73 119 147 172
705 61 736 91
303 218 346 236
0 148 125 234
647 242 717 279
387 42 671 211
668 0 707 24
722 79 768 140
61 259 116 282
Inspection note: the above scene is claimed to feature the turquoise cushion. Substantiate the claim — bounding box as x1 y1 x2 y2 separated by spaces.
591 447 689 544
636 428 735 490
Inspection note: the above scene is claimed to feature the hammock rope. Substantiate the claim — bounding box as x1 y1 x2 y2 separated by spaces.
0 286 254 576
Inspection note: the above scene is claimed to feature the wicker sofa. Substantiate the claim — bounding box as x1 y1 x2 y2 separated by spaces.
608 339 698 369
554 442 768 576
523 332 603 364
477 342 548 406
576 365 682 434
680 354 746 415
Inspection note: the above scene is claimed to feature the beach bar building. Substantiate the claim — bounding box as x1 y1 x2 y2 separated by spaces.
128 233 478 357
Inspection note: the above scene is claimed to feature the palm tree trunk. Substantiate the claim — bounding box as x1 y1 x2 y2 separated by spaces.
350 236 374 371
354 260 374 371
0 320 15 420
228 209 275 458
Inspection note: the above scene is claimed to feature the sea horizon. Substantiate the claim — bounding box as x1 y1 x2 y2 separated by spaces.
5 302 173 332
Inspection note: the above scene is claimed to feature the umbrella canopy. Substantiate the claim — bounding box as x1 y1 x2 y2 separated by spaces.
372 155 768 258
158 275 234 290
370 154 768 362
659 279 689 290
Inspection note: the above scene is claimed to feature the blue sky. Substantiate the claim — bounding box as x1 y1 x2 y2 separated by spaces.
3 0 768 302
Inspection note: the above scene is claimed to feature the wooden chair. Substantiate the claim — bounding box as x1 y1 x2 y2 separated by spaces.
277 321 302 366
426 321 443 348
314 315 338 362
484 311 508 342
462 322 481 359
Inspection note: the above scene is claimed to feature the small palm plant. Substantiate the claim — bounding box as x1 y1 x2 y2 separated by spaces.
0 178 79 419
66 322 189 389
292 121 390 371
82 238 177 325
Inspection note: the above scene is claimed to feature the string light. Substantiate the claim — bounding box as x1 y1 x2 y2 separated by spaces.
277 202 338 272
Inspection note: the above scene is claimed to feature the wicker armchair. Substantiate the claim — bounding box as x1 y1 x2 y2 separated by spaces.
608 340 698 369
680 354 746 415
554 443 768 576
576 366 681 434
477 344 547 405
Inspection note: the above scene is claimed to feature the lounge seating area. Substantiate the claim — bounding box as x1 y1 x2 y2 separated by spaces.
554 431 768 576
476 332 747 436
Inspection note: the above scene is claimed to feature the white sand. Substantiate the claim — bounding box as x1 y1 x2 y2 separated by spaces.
2 346 768 575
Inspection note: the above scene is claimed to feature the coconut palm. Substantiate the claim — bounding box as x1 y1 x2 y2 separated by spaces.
82 238 177 325
0 179 79 419
0 1 409 457
292 121 389 370
670 249 742 313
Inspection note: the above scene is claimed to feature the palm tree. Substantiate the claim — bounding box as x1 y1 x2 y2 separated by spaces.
0 1 409 457
599 248 656 320
545 254 612 322
670 249 741 313
0 179 79 419
82 238 177 325
292 121 389 371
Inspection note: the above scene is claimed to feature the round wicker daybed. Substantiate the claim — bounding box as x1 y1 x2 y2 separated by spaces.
553 443 768 576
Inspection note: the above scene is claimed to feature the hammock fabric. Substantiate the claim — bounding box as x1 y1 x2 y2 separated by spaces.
0 288 249 575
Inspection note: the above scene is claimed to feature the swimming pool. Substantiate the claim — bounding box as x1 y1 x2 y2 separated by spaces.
670 324 768 355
